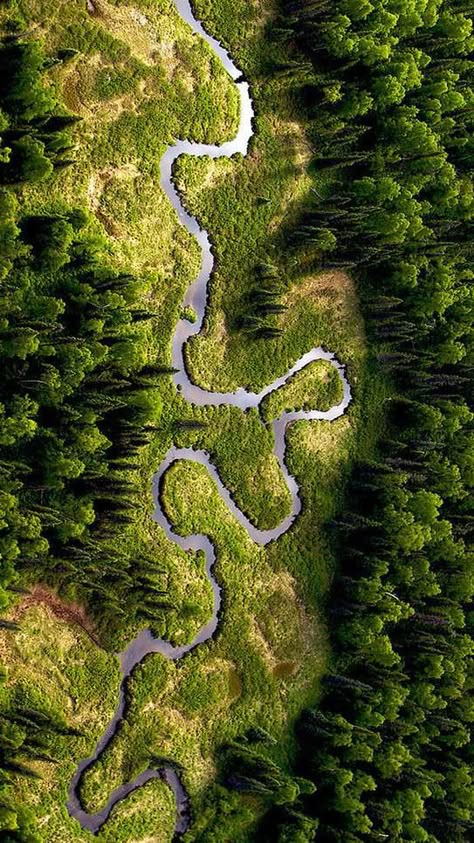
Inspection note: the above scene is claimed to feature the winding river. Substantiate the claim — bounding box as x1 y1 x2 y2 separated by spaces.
67 0 351 836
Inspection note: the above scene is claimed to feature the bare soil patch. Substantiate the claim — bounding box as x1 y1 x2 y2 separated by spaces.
11 584 101 647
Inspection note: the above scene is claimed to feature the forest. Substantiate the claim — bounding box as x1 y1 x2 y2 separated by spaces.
0 0 473 841
258 0 474 840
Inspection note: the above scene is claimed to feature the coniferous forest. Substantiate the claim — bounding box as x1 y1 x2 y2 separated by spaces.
0 1 472 842
270 3 474 840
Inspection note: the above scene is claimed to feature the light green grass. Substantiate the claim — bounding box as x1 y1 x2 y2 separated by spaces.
260 359 344 422
172 402 293 529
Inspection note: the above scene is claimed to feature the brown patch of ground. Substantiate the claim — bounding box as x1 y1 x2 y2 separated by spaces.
60 53 139 121
96 210 124 237
252 569 324 674
228 664 242 701
284 270 364 343
251 618 277 668
87 163 140 235
273 660 300 680
11 585 100 647
89 0 159 66
59 53 105 115
155 37 179 82
289 270 355 303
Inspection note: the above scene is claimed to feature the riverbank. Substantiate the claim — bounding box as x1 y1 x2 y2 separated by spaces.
67 1 352 830
0 1 381 840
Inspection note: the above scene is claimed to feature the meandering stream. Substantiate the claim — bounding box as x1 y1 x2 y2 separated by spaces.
67 0 352 835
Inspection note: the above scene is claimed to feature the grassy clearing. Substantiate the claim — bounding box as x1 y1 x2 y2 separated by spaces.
260 359 344 422
0 602 119 841
267 361 390 612
176 0 367 394
171 402 293 529
0 600 177 841
10 0 239 319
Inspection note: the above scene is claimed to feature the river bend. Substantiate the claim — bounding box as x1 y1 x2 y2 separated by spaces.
67 0 351 835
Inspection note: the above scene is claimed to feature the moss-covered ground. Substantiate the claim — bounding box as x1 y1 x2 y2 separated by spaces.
0 601 176 842
0 0 387 839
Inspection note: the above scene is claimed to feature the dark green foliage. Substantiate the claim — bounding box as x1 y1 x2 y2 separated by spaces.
0 671 77 841
237 0 474 840
0 40 74 184
238 267 288 338
187 732 318 842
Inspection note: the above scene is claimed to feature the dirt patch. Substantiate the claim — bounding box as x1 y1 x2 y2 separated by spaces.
250 618 277 668
284 270 363 341
96 209 124 237
261 111 313 234
60 55 139 121
87 163 140 234
288 270 355 303
275 570 299 600
285 271 359 322
155 37 179 81
253 0 275 27
60 53 106 116
90 0 160 65
228 664 242 701
273 660 300 680
253 568 323 667
11 585 101 647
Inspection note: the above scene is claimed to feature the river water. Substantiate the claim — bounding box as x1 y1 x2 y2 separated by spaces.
67 0 351 835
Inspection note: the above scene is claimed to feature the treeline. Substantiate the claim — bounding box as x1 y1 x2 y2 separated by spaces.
237 262 287 339
187 728 320 842
258 0 474 840
0 37 171 630
0 38 170 838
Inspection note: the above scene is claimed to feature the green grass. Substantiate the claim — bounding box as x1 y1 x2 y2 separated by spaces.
172 402 293 529
0 602 123 841
0 0 389 840
174 0 365 394
79 456 330 817
260 359 344 422
9 0 238 296
98 778 176 842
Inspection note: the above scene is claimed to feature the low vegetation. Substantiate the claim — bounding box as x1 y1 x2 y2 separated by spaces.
260 359 344 422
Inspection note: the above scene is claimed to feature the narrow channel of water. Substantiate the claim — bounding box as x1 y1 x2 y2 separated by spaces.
67 0 352 835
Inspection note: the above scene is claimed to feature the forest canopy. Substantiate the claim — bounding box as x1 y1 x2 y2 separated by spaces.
247 0 474 840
